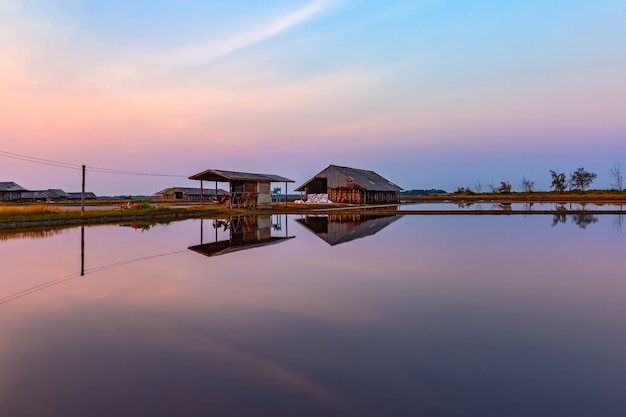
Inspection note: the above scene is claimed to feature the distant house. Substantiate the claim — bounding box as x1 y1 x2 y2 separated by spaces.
188 169 294 209
22 189 90 202
295 165 402 204
0 182 28 201
155 187 228 202
68 192 97 200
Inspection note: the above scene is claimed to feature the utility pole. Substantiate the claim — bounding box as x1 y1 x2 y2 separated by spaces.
81 165 85 215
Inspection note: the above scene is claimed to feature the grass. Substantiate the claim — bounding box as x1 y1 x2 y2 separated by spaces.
403 190 626 202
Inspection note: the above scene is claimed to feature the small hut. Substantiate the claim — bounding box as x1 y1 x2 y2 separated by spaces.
0 182 28 201
295 165 402 204
188 169 294 209
155 187 228 202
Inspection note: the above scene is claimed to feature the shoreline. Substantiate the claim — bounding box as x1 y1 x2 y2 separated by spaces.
1 197 625 230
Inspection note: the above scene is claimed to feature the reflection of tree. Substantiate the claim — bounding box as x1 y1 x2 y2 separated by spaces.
457 201 474 209
524 202 534 211
552 204 568 227
614 214 624 235
571 213 598 229
493 202 512 211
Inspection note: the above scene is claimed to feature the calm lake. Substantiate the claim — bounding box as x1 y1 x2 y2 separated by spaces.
2 213 626 417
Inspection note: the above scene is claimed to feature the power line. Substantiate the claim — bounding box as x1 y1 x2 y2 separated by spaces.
0 149 188 178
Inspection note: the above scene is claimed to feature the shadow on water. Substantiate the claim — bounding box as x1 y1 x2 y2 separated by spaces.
295 214 402 246
188 214 294 258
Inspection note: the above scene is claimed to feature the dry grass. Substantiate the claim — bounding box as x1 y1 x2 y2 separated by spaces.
0 204 66 216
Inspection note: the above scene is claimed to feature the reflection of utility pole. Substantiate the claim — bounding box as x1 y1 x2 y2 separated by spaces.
81 225 85 276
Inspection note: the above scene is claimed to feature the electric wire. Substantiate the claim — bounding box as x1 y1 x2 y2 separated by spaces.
0 149 188 178
0 249 189 306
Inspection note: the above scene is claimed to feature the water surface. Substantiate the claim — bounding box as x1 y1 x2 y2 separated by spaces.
1 214 626 416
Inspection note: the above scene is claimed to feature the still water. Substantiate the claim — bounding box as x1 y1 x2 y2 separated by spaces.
1 214 626 417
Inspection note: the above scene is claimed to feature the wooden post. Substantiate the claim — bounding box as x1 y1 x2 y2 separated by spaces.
284 181 288 206
200 180 204 206
229 182 232 210
81 165 85 215
215 181 218 205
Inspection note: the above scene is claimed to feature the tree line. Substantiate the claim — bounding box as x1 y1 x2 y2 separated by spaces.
455 162 624 194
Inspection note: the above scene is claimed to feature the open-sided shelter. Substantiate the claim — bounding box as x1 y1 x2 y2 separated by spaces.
295 165 402 204
189 169 294 209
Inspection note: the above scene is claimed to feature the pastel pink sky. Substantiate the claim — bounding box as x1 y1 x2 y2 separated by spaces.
1 1 625 194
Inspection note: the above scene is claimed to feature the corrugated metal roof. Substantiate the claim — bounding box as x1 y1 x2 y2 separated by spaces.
189 169 294 183
295 165 402 192
0 182 28 192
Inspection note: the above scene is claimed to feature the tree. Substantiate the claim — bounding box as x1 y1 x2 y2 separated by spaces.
610 162 623 191
499 181 512 193
473 182 483 193
550 170 567 192
569 167 597 191
519 177 535 193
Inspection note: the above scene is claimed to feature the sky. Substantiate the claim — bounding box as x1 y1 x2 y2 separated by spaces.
1 0 625 195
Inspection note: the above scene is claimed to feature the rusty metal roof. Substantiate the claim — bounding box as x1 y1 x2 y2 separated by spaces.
295 165 402 192
189 169 294 183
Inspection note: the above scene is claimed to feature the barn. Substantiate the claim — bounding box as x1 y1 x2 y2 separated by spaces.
295 165 402 204
189 169 294 209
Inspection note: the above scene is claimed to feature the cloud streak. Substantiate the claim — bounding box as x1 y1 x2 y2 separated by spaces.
81 0 333 88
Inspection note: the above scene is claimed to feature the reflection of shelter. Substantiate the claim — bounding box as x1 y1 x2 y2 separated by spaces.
189 215 294 257
296 214 402 246
155 187 228 202
295 165 402 204
189 169 294 209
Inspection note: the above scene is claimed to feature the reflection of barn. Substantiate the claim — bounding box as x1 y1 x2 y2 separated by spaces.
155 187 228 202
189 169 294 209
295 165 402 204
0 182 28 201
296 214 402 246
188 215 294 257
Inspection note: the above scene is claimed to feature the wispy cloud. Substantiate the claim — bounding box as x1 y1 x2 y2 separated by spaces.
81 0 333 88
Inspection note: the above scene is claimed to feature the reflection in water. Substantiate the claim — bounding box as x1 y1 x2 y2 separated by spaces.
551 204 599 229
296 214 401 246
189 214 293 257
0 227 70 241
3 216 626 415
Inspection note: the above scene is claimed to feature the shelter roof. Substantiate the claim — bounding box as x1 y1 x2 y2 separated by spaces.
188 236 294 257
295 165 402 192
189 169 294 183
0 182 28 192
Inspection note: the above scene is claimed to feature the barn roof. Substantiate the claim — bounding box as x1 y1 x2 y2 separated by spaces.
295 165 402 192
189 169 294 183
0 182 28 192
